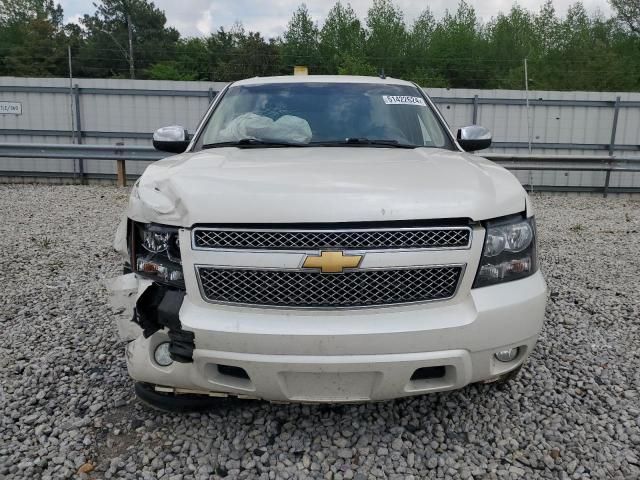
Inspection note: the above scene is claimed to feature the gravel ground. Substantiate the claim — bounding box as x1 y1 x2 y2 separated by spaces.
0 184 639 480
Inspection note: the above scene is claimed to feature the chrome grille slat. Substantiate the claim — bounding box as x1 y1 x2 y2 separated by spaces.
193 227 471 250
197 266 463 308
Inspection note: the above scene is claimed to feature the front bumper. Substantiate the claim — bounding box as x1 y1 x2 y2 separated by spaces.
120 271 547 402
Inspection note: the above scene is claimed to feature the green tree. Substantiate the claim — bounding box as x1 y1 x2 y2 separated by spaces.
319 2 365 74
409 8 436 59
406 9 447 86
233 32 281 79
365 0 407 76
485 6 537 88
0 0 68 76
223 28 282 80
146 61 197 80
610 0 640 34
533 1 560 54
1 0 639 91
206 26 237 81
79 0 179 78
203 24 281 81
337 54 376 75
546 5 631 90
428 1 488 88
282 4 320 72
171 37 211 80
0 0 63 24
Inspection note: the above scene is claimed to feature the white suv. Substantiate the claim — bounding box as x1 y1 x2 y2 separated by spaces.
110 75 547 409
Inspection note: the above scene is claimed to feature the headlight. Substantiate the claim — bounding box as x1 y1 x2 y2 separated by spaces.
473 215 537 288
130 221 184 288
142 230 170 253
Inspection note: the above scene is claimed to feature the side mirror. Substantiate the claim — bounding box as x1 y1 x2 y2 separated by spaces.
457 125 492 152
153 125 190 153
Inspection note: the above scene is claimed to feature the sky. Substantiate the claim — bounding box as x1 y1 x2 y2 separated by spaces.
58 0 614 39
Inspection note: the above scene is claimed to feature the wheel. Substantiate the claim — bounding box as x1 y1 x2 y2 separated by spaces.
134 382 225 413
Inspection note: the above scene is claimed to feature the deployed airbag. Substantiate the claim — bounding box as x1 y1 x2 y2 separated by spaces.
218 113 312 144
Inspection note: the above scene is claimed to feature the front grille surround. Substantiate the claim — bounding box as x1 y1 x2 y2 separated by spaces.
192 226 472 251
195 264 465 309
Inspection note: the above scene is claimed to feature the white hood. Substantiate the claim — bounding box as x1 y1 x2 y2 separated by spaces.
127 147 526 226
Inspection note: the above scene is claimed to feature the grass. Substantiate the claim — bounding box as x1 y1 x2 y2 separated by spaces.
31 235 53 249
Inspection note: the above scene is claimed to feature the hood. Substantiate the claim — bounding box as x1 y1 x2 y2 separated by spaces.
127 147 526 226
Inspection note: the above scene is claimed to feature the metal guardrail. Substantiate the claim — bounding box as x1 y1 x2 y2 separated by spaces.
3 83 638 189
1 143 639 196
0 143 162 161
1 129 637 154
485 153 640 196
2 86 637 157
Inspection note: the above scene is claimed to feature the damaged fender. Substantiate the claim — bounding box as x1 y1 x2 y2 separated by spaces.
125 165 191 226
106 273 150 341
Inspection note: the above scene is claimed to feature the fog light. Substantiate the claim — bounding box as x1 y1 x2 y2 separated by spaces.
495 347 519 362
154 342 173 366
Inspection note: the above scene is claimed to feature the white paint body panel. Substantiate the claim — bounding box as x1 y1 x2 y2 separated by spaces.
126 147 526 226
112 76 546 402
124 272 546 402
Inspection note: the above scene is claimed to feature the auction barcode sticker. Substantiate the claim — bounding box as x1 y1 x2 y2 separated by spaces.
382 95 426 106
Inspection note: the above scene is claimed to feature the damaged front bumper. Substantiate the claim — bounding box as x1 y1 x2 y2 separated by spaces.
108 271 547 403
109 274 195 364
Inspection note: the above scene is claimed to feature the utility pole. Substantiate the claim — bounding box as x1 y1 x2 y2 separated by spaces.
68 45 75 143
524 58 532 154
127 14 135 79
524 58 533 192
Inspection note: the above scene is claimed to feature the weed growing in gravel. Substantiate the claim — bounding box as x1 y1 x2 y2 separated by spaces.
32 236 53 248
570 223 584 232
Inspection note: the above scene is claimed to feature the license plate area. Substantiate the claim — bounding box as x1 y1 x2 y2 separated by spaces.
278 371 382 402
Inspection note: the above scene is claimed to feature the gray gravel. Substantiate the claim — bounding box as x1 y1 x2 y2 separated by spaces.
1 184 639 480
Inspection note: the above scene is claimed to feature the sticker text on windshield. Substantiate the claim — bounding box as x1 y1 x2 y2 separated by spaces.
382 96 426 106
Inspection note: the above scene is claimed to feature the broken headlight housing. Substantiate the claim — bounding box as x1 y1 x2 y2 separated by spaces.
473 214 537 288
130 221 184 288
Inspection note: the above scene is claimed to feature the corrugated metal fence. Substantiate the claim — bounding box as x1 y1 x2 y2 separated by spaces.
1 76 639 188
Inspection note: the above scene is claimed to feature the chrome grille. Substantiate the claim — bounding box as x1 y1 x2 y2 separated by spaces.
197 266 463 308
193 227 471 250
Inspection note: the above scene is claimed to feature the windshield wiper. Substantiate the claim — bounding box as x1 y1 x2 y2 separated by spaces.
203 138 308 149
203 137 418 149
310 138 418 148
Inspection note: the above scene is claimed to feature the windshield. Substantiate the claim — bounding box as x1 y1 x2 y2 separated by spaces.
196 82 453 149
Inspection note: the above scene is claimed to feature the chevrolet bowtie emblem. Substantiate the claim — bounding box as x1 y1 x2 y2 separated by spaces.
302 251 363 273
